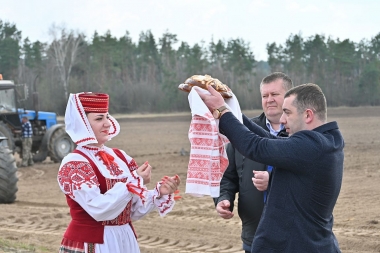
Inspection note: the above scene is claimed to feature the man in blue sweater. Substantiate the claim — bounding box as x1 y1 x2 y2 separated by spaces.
198 83 343 253
214 72 293 253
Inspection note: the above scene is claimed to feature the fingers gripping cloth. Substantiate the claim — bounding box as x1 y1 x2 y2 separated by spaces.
185 88 242 197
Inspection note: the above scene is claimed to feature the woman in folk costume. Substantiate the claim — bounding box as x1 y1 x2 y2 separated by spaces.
57 92 181 253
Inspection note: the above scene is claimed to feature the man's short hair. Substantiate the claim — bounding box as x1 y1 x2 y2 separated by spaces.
260 72 293 91
285 83 327 122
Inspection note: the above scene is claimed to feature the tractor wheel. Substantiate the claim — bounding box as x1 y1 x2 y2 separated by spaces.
33 150 48 163
0 146 18 203
0 122 15 152
48 127 75 163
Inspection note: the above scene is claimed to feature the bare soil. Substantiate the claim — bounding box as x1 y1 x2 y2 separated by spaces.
0 106 379 253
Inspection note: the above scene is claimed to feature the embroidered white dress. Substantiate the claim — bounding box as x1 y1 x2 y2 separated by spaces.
57 145 175 253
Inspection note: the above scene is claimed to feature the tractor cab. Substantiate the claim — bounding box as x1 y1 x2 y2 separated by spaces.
0 74 75 162
0 79 17 112
0 77 23 148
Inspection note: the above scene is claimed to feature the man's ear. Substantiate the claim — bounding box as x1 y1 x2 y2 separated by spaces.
305 109 314 124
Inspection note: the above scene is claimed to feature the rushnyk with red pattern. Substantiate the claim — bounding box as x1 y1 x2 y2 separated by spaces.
184 86 242 197
186 114 229 197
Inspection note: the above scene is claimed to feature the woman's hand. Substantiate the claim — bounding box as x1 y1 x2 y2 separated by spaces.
137 161 152 184
159 175 180 196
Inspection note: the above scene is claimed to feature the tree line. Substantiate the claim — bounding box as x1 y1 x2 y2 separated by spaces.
1 20 379 115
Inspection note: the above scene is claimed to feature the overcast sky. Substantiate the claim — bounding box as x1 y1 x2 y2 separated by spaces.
1 0 379 61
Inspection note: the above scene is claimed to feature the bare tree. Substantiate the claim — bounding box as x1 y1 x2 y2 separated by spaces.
49 24 83 100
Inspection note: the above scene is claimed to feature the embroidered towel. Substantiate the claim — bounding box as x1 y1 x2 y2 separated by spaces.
185 87 242 197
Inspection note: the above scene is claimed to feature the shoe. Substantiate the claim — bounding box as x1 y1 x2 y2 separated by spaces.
20 164 28 167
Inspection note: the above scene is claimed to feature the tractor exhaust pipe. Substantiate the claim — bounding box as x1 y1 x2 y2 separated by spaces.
33 75 39 120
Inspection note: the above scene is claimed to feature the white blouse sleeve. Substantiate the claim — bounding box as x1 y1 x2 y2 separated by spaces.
57 159 135 221
130 182 176 221
114 149 177 219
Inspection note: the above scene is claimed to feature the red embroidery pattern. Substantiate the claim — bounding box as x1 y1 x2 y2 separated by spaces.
74 94 91 133
60 238 85 252
127 159 138 171
103 201 132 226
75 137 96 145
192 122 213 132
109 117 117 135
82 146 99 151
102 178 133 226
155 185 173 214
186 114 230 197
59 151 138 235
112 149 142 191
58 161 99 198
79 94 108 113
96 151 123 176
127 159 141 188
105 177 127 189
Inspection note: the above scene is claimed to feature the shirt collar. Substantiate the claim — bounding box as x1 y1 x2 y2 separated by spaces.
265 118 284 136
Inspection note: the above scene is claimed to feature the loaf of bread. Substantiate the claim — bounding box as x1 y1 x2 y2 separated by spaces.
178 75 233 99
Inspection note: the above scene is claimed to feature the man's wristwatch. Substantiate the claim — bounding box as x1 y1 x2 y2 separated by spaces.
212 105 228 119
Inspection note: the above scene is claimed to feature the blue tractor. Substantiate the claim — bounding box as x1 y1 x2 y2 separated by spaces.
0 75 75 162
0 75 75 203
15 108 74 163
